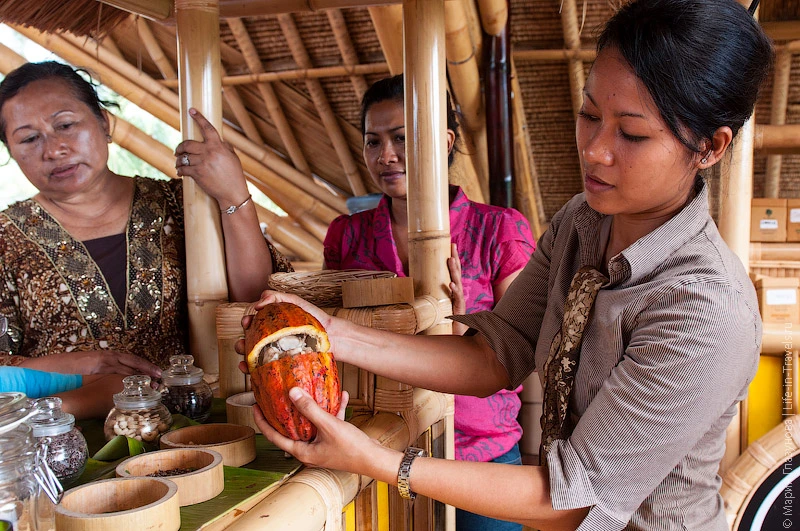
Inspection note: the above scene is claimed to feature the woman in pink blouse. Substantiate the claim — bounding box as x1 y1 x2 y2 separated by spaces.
323 75 536 531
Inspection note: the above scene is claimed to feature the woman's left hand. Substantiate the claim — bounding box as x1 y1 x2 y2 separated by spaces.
447 243 468 335
174 108 250 210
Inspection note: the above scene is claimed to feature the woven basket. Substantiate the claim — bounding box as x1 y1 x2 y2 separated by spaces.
268 269 397 307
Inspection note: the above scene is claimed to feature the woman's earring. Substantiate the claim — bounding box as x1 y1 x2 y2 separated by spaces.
106 134 112 143
700 150 711 164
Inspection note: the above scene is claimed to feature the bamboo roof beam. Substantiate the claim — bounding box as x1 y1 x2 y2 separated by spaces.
226 17 312 177
445 0 487 201
513 47 596 62
218 0 398 18
764 48 791 197
99 34 125 58
511 58 545 237
560 0 586 118
14 24 349 216
476 0 507 36
327 9 369 101
255 205 323 263
277 12 368 196
176 0 227 375
161 62 391 88
368 5 404 75
133 14 176 79
100 0 172 21
220 64 265 146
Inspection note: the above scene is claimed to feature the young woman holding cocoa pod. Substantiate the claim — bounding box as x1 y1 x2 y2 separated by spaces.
243 0 772 529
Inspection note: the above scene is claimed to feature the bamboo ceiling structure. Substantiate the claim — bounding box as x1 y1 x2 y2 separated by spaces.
1 0 799 248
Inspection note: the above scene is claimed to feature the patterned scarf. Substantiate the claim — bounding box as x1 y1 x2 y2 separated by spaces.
540 265 608 464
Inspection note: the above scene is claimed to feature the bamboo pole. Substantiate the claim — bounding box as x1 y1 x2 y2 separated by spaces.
220 64 265 147
560 0 586 118
754 124 800 154
750 242 800 261
277 13 368 196
476 0 507 36
134 14 176 79
255 205 324 263
513 48 596 62
176 0 227 375
511 58 545 237
765 49 791 197
484 22 514 208
161 61 391 88
404 2 454 528
109 116 178 177
327 9 369 101
13 25 348 216
226 17 313 177
718 115 756 472
368 5 404 76
99 0 173 21
762 20 800 41
218 0 399 17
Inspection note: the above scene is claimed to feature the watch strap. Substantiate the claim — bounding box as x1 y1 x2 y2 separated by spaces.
397 446 426 500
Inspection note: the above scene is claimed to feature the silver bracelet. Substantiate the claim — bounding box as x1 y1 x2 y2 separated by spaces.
222 194 252 215
397 446 426 500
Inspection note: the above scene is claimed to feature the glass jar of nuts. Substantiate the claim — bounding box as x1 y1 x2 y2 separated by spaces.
161 355 213 423
103 376 173 443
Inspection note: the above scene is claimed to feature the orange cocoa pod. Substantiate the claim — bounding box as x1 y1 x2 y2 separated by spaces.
250 350 341 441
244 302 340 441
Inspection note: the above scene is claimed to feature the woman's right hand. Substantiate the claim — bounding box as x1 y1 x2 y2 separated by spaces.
447 243 468 335
20 350 161 378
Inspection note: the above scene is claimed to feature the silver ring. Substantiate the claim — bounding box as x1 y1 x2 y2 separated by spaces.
181 153 190 167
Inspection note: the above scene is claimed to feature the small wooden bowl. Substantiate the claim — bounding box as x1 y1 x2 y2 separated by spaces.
55 477 180 531
225 391 261 434
116 448 224 506
159 423 256 467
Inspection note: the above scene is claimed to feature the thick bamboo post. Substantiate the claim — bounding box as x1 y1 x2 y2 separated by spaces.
404 1 454 529
13 25 348 218
134 14 176 79
226 17 313 177
176 0 227 375
718 116 756 472
484 22 514 208
277 13 368 197
765 49 791 197
368 5 404 75
511 58 545 237
327 9 369 101
561 0 586 118
476 0 507 36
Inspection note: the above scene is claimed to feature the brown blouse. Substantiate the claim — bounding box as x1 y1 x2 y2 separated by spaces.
0 176 292 369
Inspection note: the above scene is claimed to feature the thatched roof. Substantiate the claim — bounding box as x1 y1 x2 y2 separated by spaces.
1 0 799 240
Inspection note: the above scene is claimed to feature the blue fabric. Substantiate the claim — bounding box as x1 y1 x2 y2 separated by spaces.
455 444 524 531
0 367 82 398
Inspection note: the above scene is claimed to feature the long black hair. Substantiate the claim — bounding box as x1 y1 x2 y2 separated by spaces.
597 0 773 153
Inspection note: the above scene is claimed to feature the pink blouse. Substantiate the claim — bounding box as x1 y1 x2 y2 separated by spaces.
324 186 536 461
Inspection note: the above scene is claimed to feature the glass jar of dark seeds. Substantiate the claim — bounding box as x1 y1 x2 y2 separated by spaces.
27 396 88 488
161 355 213 423
103 375 173 443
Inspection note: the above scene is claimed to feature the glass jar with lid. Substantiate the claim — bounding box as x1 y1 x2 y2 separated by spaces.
103 375 173 443
27 398 87 488
161 355 213 423
0 392 61 531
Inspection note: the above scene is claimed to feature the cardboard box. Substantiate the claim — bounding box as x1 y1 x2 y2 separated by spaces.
751 198 788 242
788 199 800 243
751 274 799 324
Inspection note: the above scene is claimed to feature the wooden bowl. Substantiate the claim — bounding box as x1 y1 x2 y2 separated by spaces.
225 391 261 434
159 423 256 467
55 477 180 531
116 448 224 506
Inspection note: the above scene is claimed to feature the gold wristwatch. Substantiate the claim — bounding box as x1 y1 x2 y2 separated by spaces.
397 446 427 500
